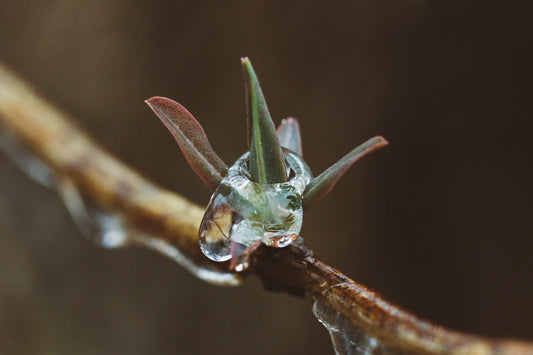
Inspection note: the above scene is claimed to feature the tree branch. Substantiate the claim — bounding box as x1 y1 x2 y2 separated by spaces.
0 63 531 354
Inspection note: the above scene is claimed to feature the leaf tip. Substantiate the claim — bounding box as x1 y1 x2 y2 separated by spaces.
145 96 164 105
277 117 303 156
372 135 389 147
240 57 252 70
240 57 256 79
144 96 179 117
302 135 389 209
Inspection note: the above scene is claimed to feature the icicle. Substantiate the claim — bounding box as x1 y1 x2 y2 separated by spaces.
0 126 55 188
313 299 398 355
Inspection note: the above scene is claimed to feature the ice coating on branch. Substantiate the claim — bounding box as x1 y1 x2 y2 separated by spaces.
199 151 312 268
0 127 55 188
58 179 241 285
313 300 398 355
0 125 241 286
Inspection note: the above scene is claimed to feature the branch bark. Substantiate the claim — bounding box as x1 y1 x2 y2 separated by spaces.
0 63 531 354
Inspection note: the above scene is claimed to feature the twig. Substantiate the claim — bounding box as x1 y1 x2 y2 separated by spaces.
0 63 531 354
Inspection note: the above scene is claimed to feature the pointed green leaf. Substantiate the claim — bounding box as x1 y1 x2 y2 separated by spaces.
242 59 253 149
241 57 287 184
303 136 388 209
146 97 227 191
277 117 303 157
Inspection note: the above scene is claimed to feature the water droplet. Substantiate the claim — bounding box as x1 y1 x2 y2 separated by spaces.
95 213 129 248
199 151 312 264
234 263 247 272
198 193 234 261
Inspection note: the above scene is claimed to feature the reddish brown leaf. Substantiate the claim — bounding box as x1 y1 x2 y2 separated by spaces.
146 97 227 191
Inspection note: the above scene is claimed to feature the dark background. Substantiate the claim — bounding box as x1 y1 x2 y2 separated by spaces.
0 1 531 354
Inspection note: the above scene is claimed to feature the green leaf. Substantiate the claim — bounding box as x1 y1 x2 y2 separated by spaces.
146 97 227 191
241 57 287 184
277 117 303 157
303 136 388 209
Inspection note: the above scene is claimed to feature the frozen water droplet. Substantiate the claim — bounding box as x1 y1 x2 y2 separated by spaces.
199 151 312 263
96 213 129 248
198 193 234 261
234 263 247 272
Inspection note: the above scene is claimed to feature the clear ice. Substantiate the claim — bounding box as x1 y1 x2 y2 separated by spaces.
199 151 312 264
313 299 398 355
0 124 241 286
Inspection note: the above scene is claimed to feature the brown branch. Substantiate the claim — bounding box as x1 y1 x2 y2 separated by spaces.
0 63 240 286
0 63 531 354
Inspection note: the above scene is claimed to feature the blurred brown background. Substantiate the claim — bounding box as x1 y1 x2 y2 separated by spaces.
0 1 531 354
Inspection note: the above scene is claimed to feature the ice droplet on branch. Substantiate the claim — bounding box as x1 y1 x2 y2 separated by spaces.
199 151 312 268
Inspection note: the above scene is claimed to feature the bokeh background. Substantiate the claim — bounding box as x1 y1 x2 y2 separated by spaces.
0 1 531 354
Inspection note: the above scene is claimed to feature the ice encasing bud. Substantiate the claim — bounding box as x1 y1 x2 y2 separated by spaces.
199 151 312 263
